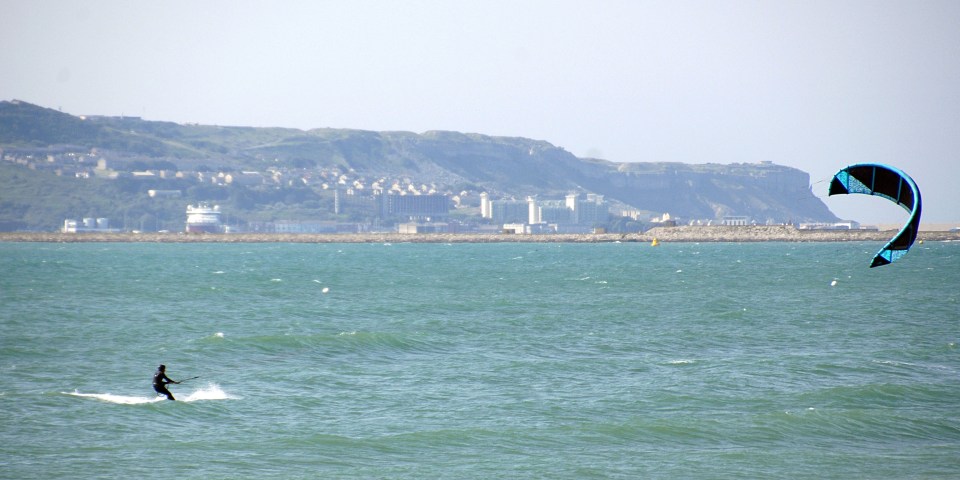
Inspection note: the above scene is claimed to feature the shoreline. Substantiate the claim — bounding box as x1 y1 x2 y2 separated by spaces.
2 226 957 243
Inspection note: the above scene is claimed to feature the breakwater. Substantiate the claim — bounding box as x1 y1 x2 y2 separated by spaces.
2 226 957 243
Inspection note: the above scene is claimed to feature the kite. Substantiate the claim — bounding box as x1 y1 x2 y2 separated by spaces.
828 163 922 267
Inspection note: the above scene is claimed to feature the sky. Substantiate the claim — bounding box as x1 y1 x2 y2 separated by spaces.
3 0 958 225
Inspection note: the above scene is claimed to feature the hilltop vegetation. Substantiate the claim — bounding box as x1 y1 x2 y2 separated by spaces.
0 100 838 231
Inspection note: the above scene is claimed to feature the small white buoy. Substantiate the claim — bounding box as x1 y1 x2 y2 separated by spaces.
215 332 224 338
830 280 838 287
321 287 330 294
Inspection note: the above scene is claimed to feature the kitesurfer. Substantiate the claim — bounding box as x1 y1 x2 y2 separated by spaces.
153 364 180 400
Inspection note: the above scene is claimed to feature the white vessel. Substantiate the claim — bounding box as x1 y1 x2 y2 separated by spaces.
185 203 222 233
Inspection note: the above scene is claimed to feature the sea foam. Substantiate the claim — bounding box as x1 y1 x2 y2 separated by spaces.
66 391 164 405
67 384 237 404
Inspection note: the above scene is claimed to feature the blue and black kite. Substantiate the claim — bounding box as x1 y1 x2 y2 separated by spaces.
829 163 922 267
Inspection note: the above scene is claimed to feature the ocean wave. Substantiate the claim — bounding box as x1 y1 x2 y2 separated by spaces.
797 382 949 409
331 330 446 358
218 330 446 360
751 403 960 447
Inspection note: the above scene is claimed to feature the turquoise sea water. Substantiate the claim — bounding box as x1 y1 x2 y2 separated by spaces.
1 240 958 479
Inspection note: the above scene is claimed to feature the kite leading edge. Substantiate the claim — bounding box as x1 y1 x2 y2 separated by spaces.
828 163 922 267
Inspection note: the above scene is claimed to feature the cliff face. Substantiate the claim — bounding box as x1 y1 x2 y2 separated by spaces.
1 100 837 223
594 163 835 222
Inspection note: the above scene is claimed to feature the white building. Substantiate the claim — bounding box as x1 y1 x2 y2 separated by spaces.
480 192 492 219
722 216 750 226
63 217 116 233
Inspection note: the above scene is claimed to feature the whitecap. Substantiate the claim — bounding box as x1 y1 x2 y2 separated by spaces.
874 359 917 368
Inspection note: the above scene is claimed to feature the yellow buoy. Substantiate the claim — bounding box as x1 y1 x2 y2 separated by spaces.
651 238 660 247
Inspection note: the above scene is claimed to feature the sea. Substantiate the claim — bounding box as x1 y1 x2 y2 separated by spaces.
1 240 958 479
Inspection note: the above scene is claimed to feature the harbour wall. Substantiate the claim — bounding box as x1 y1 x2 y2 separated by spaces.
1 226 957 243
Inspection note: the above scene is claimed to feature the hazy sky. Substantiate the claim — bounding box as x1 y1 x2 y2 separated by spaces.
3 1 958 224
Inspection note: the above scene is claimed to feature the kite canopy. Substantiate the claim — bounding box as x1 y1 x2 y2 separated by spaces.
828 163 922 267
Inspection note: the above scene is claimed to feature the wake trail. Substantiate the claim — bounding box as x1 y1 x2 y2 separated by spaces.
65 384 237 404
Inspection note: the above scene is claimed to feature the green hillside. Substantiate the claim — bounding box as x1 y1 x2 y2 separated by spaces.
0 100 839 231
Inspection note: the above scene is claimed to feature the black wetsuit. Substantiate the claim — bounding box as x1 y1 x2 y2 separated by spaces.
153 369 176 400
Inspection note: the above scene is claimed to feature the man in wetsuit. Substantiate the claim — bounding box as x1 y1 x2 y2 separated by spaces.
153 364 179 400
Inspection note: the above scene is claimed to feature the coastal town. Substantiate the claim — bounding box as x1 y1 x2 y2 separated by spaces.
1 102 955 238
1 144 764 235
6 146 957 241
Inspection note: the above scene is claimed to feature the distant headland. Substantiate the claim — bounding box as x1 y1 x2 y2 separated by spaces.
2 100 838 234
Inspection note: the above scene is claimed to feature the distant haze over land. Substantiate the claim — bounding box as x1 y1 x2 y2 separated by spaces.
0 100 845 232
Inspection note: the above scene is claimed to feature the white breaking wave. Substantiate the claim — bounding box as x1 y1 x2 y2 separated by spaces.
66 384 237 404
